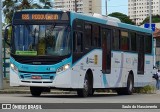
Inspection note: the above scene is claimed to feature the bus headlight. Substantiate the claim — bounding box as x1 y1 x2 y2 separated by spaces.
56 64 70 74
10 63 18 74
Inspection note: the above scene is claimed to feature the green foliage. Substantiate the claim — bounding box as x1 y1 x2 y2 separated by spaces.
140 15 160 25
134 85 156 94
108 12 135 25
3 0 53 25
39 0 52 8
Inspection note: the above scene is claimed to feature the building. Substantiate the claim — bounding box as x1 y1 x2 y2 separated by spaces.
54 0 103 14
153 28 160 69
128 0 160 25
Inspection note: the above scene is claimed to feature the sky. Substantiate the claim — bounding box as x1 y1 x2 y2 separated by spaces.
103 0 128 15
30 0 129 15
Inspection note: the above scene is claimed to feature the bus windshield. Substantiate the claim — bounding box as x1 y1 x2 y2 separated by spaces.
12 25 71 56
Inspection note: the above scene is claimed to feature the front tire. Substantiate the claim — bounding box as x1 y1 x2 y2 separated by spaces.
77 75 90 97
30 87 42 97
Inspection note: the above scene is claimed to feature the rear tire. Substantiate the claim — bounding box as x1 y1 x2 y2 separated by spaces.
30 87 42 97
125 75 134 95
116 75 134 95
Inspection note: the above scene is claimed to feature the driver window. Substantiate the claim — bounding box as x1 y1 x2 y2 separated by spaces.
73 32 83 52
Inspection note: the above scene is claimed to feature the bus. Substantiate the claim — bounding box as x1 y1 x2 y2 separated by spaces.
4 9 154 97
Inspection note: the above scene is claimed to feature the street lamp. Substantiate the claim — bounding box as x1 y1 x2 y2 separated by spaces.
149 0 152 30
75 0 77 12
106 0 107 15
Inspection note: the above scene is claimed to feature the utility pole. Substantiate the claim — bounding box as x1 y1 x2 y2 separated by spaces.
149 0 152 30
149 0 155 67
106 0 107 15
0 0 3 89
75 0 77 12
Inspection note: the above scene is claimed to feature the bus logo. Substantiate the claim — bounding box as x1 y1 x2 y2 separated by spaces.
2 104 11 109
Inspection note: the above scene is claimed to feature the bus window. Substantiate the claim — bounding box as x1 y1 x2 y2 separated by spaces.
112 29 120 50
84 23 92 49
73 32 83 52
120 31 129 51
92 25 101 47
145 35 152 54
130 32 137 52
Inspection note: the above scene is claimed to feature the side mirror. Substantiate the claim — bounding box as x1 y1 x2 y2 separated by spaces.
4 24 12 46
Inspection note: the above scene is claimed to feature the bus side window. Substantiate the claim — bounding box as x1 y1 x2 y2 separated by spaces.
84 23 92 50
73 32 83 52
112 29 120 50
92 25 101 47
130 32 137 52
145 35 152 54
120 30 129 51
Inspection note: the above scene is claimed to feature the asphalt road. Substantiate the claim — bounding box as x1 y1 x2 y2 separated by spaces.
0 93 160 112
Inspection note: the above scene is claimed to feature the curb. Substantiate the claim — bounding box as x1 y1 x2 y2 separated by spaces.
0 89 76 94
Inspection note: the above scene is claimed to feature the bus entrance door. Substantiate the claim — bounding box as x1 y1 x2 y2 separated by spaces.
102 28 111 74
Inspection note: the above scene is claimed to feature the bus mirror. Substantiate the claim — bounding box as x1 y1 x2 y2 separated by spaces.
4 24 12 46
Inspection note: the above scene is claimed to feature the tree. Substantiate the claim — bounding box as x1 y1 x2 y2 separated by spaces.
3 0 16 24
108 12 135 25
140 15 160 25
3 0 53 25
39 0 52 8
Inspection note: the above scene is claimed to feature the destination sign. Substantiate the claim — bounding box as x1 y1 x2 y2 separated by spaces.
21 14 59 20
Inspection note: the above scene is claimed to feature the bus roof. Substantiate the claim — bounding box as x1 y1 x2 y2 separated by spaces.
70 12 152 34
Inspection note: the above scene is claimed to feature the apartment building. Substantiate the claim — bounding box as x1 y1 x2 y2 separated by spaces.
128 0 160 25
54 0 102 14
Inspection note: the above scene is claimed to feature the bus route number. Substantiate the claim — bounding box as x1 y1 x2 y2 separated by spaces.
22 14 29 20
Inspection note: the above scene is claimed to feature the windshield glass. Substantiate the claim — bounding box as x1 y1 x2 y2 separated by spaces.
12 25 71 56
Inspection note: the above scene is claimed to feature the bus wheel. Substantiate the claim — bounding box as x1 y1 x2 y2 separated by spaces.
30 87 42 97
77 75 90 97
125 75 134 95
116 75 134 95
89 89 95 96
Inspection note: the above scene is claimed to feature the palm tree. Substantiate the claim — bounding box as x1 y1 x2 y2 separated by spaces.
39 0 52 9
3 0 53 25
3 0 16 24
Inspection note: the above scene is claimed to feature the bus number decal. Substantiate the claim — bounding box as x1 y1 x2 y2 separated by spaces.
22 14 29 20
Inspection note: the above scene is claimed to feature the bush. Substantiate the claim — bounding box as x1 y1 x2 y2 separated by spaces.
134 85 156 94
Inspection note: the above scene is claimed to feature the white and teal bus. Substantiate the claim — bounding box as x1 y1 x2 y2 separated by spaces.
4 9 153 97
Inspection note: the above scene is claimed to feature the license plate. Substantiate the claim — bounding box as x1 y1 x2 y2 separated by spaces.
31 75 42 79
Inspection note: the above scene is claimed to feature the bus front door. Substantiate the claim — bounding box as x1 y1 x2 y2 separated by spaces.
102 28 111 74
